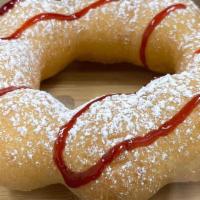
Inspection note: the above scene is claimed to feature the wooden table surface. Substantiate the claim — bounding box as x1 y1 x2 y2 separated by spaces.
1 0 200 199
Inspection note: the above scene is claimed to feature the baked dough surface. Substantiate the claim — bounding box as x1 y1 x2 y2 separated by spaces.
0 1 200 200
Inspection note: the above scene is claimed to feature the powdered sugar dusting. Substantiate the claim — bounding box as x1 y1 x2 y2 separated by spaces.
0 0 200 199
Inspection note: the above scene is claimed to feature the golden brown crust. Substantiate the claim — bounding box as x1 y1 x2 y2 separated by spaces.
0 1 200 200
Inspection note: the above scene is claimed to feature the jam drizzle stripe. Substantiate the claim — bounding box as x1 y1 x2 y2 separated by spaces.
140 3 187 69
1 0 118 40
53 94 115 187
194 49 200 54
54 93 200 188
0 86 28 96
0 0 20 16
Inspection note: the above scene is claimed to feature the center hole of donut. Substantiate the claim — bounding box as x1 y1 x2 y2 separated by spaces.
41 62 158 109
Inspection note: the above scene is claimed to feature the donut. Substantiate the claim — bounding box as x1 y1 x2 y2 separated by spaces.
0 0 200 200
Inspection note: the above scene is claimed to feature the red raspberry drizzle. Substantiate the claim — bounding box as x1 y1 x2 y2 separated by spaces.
54 93 200 188
194 49 200 54
140 3 187 69
1 0 119 40
0 86 28 96
0 0 19 16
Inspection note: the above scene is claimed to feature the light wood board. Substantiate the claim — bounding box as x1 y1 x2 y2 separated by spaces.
1 0 200 199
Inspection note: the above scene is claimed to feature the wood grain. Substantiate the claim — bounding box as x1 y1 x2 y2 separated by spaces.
1 0 200 199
